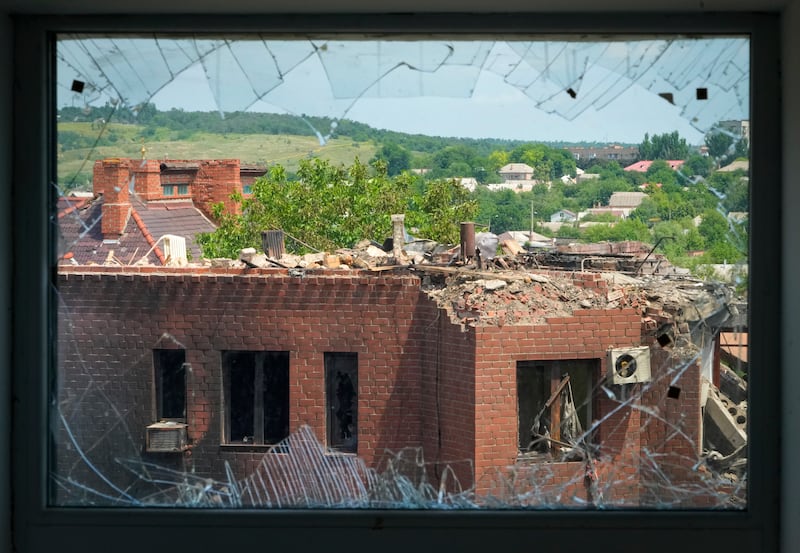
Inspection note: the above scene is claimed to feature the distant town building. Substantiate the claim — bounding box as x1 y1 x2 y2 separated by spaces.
624 160 685 172
717 119 750 142
550 209 577 223
564 144 639 162
498 163 535 181
717 160 749 173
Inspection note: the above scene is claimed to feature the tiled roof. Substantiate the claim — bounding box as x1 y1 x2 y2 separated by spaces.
57 195 217 266
58 198 158 266
134 199 216 261
717 160 749 173
499 163 534 173
608 191 648 208
623 160 685 172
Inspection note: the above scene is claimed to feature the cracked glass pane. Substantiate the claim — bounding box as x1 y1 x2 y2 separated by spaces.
53 34 750 509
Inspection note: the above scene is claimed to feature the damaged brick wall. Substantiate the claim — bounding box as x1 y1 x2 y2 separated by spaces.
54 266 717 507
416 296 477 491
191 160 242 218
55 267 423 504
471 308 644 505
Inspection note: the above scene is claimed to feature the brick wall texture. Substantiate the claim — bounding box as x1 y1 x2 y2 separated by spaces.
54 266 724 507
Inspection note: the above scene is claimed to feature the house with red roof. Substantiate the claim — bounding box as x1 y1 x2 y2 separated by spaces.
623 159 685 172
58 158 267 266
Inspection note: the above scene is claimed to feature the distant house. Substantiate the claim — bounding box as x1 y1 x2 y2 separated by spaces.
57 157 267 266
564 144 639 162
550 209 577 223
579 191 648 221
498 163 534 181
623 160 685 172
717 160 749 173
609 191 648 209
717 119 750 142
577 172 601 183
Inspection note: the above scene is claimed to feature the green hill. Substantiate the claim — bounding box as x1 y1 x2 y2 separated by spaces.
57 122 378 190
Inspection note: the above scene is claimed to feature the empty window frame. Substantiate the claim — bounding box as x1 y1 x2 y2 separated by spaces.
325 352 358 453
517 359 598 459
153 349 186 421
222 351 289 445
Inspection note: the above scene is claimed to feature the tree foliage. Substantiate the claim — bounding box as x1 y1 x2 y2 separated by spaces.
197 159 477 258
705 131 734 162
638 131 690 160
371 143 411 176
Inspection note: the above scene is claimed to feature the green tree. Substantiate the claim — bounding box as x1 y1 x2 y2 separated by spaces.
698 208 730 247
732 137 750 160
681 154 715 178
371 143 411 176
410 178 478 243
645 160 678 187
639 131 689 160
197 158 410 257
705 132 734 165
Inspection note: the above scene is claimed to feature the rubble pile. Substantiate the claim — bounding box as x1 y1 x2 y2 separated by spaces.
422 271 604 326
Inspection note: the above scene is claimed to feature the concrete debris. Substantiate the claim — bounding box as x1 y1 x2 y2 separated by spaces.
704 387 747 455
366 245 389 259
720 365 747 405
703 374 748 483
481 279 507 291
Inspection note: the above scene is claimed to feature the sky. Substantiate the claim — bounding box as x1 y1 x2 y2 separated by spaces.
150 61 705 144
59 38 749 145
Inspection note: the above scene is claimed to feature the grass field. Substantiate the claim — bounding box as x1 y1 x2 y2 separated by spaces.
57 122 378 190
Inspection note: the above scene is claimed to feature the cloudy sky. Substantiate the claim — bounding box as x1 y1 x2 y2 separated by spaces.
59 38 749 144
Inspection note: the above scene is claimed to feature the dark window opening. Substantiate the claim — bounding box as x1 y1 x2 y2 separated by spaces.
517 359 597 461
325 352 358 453
223 351 289 445
154 349 186 421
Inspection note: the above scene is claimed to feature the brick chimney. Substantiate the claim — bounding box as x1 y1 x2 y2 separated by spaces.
130 159 162 201
195 159 242 219
94 158 132 239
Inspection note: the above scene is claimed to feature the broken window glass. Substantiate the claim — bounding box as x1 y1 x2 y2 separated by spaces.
326 352 358 453
52 33 750 510
222 351 290 445
154 349 186 421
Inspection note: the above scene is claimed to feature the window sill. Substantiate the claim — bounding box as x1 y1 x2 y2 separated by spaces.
219 443 287 453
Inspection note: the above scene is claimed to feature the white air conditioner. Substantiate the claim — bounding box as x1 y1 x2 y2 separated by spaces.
607 346 652 385
146 422 189 453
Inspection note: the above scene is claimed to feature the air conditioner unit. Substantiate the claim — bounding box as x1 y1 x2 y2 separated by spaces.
607 346 652 385
146 422 189 453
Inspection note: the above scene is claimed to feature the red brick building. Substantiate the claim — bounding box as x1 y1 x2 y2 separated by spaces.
58 158 266 266
54 264 733 508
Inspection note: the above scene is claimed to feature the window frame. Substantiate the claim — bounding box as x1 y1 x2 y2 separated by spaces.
153 348 187 422
221 350 290 446
11 12 781 553
516 359 598 458
325 352 358 453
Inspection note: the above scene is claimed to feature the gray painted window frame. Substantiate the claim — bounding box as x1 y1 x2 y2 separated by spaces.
11 12 781 553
